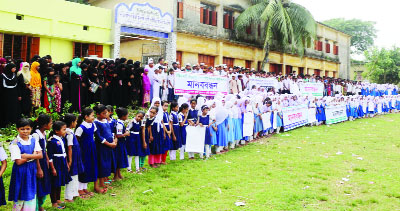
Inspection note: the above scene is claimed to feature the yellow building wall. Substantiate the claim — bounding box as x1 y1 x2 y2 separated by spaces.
177 33 218 56
234 59 245 68
0 0 112 44
120 40 157 62
182 52 199 66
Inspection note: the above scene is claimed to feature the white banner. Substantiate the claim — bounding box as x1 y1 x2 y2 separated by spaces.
325 105 347 125
261 112 272 130
243 112 254 137
248 78 278 89
185 126 206 153
115 3 174 33
282 104 308 131
299 83 324 97
174 72 229 96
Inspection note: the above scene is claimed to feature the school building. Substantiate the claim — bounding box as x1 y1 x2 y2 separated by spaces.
0 0 112 63
0 0 351 79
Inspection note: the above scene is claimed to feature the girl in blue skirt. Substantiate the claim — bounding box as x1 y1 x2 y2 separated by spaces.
127 111 145 173
0 142 7 207
114 108 130 179
94 104 117 192
75 108 97 197
169 102 181 160
63 113 85 202
32 114 52 211
141 106 158 168
9 118 43 210
197 105 213 158
47 121 72 208
161 101 172 164
178 103 189 160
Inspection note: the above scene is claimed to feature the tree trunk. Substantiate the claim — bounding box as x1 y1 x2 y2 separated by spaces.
261 44 270 72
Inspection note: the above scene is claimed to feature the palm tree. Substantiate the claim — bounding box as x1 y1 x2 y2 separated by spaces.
235 0 316 70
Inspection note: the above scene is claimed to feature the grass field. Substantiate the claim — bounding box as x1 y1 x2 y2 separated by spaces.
2 114 400 210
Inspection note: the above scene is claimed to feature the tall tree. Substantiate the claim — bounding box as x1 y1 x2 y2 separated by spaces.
323 18 377 54
235 0 316 70
363 47 400 84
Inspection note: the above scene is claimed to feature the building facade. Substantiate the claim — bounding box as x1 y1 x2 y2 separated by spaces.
0 0 351 79
0 0 112 63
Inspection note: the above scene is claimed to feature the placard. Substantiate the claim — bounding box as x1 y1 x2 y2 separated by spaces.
174 72 229 96
248 78 278 89
282 104 308 131
242 112 254 137
261 112 272 130
325 105 347 125
299 83 324 97
185 126 206 153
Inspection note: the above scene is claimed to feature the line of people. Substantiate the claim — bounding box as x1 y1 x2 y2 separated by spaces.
1 89 400 210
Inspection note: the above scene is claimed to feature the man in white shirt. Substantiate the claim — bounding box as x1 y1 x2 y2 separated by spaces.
282 76 291 94
144 58 157 100
167 68 176 102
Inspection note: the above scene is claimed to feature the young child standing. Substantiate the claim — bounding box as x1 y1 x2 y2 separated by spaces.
75 108 98 198
169 102 181 161
114 108 129 179
0 142 7 207
178 103 189 160
197 105 213 158
32 114 53 211
148 98 163 167
127 111 145 173
47 121 72 208
9 118 43 210
161 101 172 164
63 113 85 202
94 105 117 192
143 106 158 167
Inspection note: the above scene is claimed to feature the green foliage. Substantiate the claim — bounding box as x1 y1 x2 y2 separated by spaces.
363 47 400 84
235 0 317 69
323 18 377 54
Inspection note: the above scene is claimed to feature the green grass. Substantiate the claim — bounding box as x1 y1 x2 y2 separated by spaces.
2 114 400 210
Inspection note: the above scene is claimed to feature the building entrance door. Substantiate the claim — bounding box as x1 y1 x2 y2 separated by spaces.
142 43 166 65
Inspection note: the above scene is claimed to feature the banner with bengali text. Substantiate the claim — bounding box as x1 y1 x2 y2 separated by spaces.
282 104 308 131
325 105 347 125
299 83 324 97
174 72 229 96
248 78 278 89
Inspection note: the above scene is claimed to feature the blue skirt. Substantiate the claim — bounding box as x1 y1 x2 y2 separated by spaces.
233 118 243 141
0 171 6 205
171 125 181 150
127 133 140 156
227 118 235 143
51 157 72 188
37 156 51 197
276 113 283 127
149 125 164 155
69 145 84 176
210 125 218 145
96 143 113 178
254 115 263 133
204 126 212 145
114 138 129 169
181 125 187 146
163 125 173 152
217 122 228 147
8 161 37 202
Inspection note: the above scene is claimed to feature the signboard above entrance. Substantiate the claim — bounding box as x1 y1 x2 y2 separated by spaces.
115 2 174 33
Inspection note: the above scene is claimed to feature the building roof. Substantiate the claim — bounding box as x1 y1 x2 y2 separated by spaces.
317 21 352 37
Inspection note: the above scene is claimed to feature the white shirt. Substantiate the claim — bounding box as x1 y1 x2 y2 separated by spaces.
116 119 125 135
75 121 97 137
0 146 7 161
9 135 42 161
167 74 175 89
32 129 46 149
66 128 74 146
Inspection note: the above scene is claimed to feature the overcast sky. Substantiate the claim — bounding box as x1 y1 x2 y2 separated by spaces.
293 0 400 49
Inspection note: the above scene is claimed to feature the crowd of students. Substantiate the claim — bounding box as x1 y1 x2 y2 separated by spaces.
2 55 398 128
1 55 400 210
1 86 400 210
